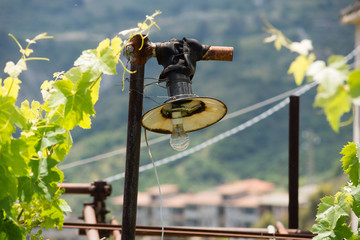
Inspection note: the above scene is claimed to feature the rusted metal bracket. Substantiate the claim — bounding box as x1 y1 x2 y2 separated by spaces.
59 180 112 239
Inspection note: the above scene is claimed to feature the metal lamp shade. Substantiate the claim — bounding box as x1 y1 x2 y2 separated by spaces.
142 96 227 134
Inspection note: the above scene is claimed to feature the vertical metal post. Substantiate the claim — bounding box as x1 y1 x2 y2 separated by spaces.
83 205 100 240
121 64 144 240
121 35 154 240
288 95 299 229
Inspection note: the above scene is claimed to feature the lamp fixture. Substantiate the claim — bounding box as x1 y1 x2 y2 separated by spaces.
142 38 227 151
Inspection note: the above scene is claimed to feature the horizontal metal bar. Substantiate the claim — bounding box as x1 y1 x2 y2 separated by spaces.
58 183 94 194
62 222 315 239
201 46 234 61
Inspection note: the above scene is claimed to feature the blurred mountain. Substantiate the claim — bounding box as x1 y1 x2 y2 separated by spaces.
0 0 355 201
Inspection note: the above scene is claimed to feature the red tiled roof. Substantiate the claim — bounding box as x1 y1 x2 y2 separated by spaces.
111 192 151 206
147 184 179 196
111 179 276 207
187 190 222 206
231 195 261 208
162 193 195 208
216 179 275 196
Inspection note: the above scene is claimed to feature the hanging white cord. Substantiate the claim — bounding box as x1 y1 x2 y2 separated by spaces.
144 129 165 240
105 81 318 183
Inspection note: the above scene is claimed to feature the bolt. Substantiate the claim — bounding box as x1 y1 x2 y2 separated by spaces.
126 45 134 52
124 45 135 62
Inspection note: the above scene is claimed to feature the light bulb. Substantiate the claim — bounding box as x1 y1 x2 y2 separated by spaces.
169 111 189 151
170 123 190 151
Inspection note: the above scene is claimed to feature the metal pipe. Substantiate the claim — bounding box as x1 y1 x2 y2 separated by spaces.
63 222 315 239
122 35 150 240
201 46 234 61
59 183 93 194
111 218 121 240
289 95 300 229
121 63 145 240
276 221 288 234
83 205 100 240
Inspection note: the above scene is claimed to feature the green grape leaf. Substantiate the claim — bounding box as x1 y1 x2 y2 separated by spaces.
311 220 335 240
3 77 22 99
336 191 352 213
0 96 27 143
17 177 34 203
348 68 360 100
288 53 315 85
340 142 360 186
306 60 326 78
311 217 355 240
64 66 82 84
349 185 360 217
59 199 71 213
0 212 26 240
314 68 347 99
0 164 17 200
314 87 352 132
74 48 117 76
78 113 92 129
31 157 64 201
4 59 27 78
29 159 40 180
111 36 123 59
1 139 32 177
39 157 63 182
328 55 349 74
20 100 40 122
288 39 313 55
34 180 52 201
96 38 111 56
317 195 335 215
39 126 66 150
40 200 66 230
0 197 13 219
333 216 355 240
315 194 349 230
47 78 95 130
52 130 72 162
47 78 73 107
90 75 101 105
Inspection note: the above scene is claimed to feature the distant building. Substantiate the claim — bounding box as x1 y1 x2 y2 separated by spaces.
111 179 314 229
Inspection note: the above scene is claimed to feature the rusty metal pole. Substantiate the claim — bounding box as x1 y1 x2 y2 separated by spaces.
288 95 299 229
83 205 100 240
121 35 155 240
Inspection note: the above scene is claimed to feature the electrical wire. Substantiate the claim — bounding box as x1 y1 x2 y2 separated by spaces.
60 82 314 171
222 83 315 121
60 135 169 170
60 45 360 171
144 129 165 240
104 81 318 183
